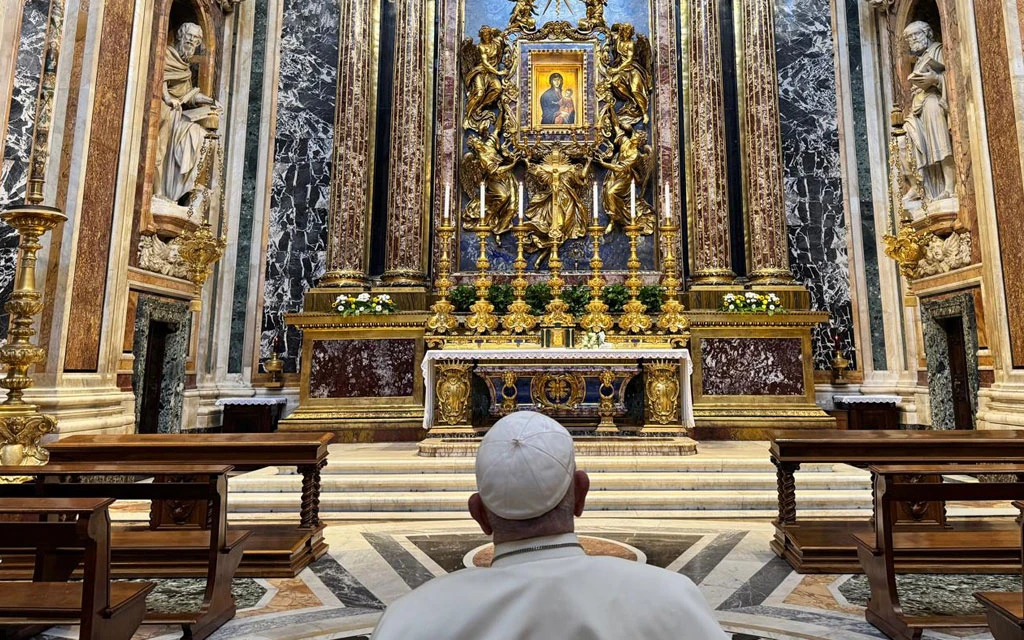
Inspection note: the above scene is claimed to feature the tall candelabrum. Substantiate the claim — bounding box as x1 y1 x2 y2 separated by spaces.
656 218 689 334
541 227 573 327
0 0 67 469
426 219 459 334
580 223 613 333
465 221 498 333
618 220 652 334
501 222 538 333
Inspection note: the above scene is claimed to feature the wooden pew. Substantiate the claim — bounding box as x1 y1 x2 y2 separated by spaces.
0 463 251 640
853 464 1024 640
0 497 153 640
975 500 1024 640
771 430 1024 572
48 432 332 577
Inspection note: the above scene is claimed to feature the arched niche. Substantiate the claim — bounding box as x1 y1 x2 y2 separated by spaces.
894 0 943 95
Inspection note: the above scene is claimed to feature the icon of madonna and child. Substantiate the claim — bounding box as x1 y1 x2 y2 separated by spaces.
539 72 577 125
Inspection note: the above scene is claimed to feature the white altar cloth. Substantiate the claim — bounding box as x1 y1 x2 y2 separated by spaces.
422 348 695 429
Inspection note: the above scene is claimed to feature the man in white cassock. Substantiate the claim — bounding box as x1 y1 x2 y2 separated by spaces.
371 411 728 639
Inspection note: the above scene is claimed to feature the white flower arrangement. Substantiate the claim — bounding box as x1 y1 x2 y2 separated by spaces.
580 330 608 349
332 293 398 316
721 292 785 315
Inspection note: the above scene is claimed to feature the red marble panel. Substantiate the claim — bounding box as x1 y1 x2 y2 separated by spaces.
974 1 1024 367
701 337 804 396
309 339 416 398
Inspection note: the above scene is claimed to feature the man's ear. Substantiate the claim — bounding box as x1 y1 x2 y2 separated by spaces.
469 493 493 535
572 470 590 517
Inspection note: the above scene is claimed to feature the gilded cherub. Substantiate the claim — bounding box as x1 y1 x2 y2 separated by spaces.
579 0 608 31
460 27 506 133
461 133 520 237
598 126 654 234
509 0 537 31
607 23 652 126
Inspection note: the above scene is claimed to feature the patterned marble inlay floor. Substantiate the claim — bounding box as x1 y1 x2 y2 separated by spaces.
36 518 999 640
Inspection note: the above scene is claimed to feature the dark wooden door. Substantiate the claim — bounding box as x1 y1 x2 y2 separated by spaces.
138 321 172 434
941 317 974 430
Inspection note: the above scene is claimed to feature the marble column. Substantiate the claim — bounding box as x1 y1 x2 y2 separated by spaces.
739 0 795 285
381 0 430 287
686 0 735 285
321 0 375 288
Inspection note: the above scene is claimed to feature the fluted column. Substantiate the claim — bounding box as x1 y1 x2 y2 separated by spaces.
322 0 375 287
739 0 795 285
382 0 430 287
687 0 735 285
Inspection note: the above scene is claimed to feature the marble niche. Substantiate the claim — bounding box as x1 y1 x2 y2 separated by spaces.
132 296 192 433
920 292 978 430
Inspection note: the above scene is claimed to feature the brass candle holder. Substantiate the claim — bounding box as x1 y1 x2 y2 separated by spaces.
580 224 613 334
656 221 689 335
501 222 538 334
466 222 498 334
617 221 652 334
426 221 459 334
541 229 573 325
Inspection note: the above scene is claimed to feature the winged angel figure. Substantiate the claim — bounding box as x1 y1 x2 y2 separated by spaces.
461 27 506 134
598 126 654 233
607 23 652 127
461 133 520 237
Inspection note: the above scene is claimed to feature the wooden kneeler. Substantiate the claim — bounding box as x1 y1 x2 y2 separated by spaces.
976 501 1024 640
0 497 154 640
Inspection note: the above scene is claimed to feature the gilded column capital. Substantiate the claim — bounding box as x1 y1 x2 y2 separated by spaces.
323 0 376 288
686 0 735 285
382 0 431 288
739 0 795 286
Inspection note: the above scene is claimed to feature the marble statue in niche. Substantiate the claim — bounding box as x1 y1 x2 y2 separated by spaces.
154 22 221 209
900 21 956 209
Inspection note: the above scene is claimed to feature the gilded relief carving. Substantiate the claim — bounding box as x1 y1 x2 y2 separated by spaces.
644 361 680 425
436 363 472 425
531 372 586 410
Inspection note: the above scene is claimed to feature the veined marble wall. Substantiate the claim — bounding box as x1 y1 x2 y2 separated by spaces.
775 0 854 370
261 0 339 373
0 0 49 340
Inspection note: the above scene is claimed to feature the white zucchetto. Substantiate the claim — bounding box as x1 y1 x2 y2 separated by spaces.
475 411 576 520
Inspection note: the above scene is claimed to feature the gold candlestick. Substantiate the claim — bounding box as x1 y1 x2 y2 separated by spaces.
466 223 498 334
501 223 538 333
580 224 612 333
541 228 573 326
426 221 459 334
656 222 689 334
618 222 652 334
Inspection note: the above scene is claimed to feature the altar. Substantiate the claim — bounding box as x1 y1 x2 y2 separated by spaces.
421 347 694 434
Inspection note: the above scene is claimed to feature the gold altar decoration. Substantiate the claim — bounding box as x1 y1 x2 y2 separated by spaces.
579 223 613 333
466 220 499 333
596 369 616 432
618 220 652 334
531 372 586 410
178 221 228 312
657 218 689 337
0 0 67 469
501 222 538 333
436 362 473 426
882 108 932 280
427 219 460 334
643 361 681 428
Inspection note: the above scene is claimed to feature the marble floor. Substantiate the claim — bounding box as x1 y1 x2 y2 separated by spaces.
35 517 1004 640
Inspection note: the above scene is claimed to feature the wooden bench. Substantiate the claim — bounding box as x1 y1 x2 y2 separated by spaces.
0 497 153 640
975 500 1024 640
0 463 251 640
854 464 1024 640
771 430 1024 572
48 432 332 577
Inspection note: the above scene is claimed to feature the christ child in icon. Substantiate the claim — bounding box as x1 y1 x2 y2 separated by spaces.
554 89 576 125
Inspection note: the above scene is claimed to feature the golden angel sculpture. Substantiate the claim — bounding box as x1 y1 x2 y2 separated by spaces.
461 27 506 134
599 126 654 233
523 149 592 257
579 0 608 31
508 0 537 31
461 133 520 237
607 23 651 127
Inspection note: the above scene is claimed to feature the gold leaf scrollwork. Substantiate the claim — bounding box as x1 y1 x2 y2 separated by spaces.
436 363 473 425
883 226 932 280
531 372 586 410
644 361 680 425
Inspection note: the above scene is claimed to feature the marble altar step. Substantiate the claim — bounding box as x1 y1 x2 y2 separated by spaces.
226 442 874 518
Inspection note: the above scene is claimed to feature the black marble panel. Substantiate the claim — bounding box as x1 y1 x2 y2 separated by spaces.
921 293 979 430
132 296 192 433
229 0 269 374
776 0 855 370
260 0 339 372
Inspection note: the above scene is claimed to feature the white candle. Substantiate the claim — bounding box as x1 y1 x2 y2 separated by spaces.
518 180 525 224
663 183 671 223
592 182 599 223
479 181 486 221
443 182 451 225
630 179 636 223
